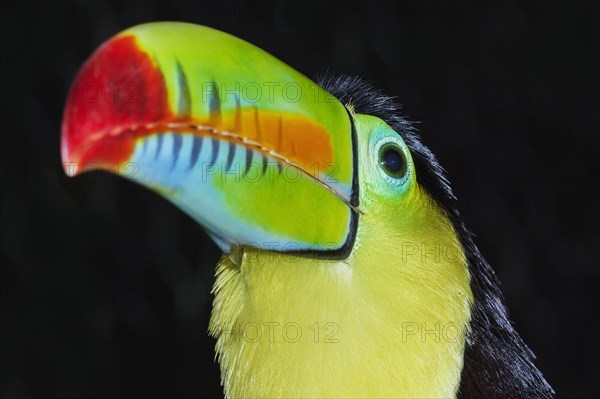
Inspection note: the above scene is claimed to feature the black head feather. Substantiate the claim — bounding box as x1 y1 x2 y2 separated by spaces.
317 73 554 399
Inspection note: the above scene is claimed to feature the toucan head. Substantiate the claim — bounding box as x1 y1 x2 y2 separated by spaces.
61 21 428 258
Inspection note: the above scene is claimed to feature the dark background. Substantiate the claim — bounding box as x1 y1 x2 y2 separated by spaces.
1 1 598 397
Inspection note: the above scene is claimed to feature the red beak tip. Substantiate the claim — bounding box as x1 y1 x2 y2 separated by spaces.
60 34 169 178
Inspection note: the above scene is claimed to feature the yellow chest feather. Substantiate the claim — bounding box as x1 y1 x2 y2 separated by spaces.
209 191 473 398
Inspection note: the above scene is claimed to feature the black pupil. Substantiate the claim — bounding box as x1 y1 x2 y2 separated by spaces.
382 147 404 174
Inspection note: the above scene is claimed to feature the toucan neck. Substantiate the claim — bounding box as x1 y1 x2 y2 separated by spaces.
209 204 473 398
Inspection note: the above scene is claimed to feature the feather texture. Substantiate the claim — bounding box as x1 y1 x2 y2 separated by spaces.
317 73 554 398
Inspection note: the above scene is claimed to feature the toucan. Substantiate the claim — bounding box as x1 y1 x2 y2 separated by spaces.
61 22 554 398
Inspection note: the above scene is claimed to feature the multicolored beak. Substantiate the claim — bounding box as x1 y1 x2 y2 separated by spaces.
62 22 357 254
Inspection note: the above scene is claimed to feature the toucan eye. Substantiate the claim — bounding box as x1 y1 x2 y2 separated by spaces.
379 143 407 178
